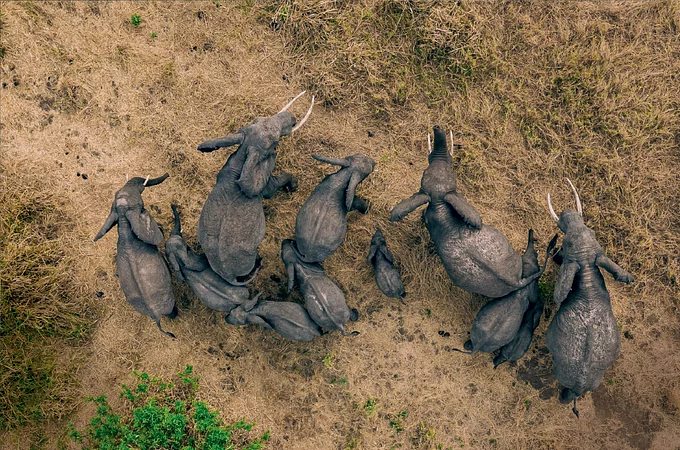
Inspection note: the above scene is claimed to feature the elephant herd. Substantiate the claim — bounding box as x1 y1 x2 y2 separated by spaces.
94 92 634 416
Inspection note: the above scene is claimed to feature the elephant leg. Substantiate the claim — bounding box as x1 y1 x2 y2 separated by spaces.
350 196 369 214
262 172 297 199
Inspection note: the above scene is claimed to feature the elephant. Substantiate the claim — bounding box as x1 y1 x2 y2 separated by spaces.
94 174 177 338
492 297 544 368
367 229 406 300
281 239 359 336
225 293 322 342
197 91 314 284
461 230 557 355
164 205 251 312
390 126 547 298
294 153 375 263
545 179 634 417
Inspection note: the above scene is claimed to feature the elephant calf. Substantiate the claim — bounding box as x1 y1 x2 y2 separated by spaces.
226 293 322 342
462 230 556 356
295 153 375 263
546 179 634 417
493 298 544 368
165 205 251 312
367 229 406 300
94 174 177 338
282 239 359 336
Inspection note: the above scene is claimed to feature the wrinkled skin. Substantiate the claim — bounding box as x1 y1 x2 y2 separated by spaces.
546 209 634 416
197 112 298 284
282 239 359 336
93 174 177 338
390 126 546 298
493 297 544 368
367 229 406 300
226 294 321 342
294 154 375 263
464 230 556 354
165 205 251 312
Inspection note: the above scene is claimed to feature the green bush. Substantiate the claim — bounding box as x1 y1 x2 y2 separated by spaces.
70 366 270 450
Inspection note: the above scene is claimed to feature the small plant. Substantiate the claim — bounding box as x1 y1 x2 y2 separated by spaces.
130 13 142 27
363 398 378 416
389 410 407 434
323 352 334 368
150 32 157 38
330 377 348 385
69 366 270 449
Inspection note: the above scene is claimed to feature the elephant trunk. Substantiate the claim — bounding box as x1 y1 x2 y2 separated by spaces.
170 205 182 237
145 173 170 187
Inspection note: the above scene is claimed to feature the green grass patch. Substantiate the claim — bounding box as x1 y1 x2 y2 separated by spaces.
0 180 94 433
70 366 270 450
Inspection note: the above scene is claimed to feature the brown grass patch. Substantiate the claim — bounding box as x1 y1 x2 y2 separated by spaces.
1 1 679 449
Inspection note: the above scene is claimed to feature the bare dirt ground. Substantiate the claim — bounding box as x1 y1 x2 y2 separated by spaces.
1 1 679 449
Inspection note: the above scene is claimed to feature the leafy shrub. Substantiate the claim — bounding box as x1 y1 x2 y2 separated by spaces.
70 366 270 450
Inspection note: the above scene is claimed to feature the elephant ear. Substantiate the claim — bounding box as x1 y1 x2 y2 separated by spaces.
367 240 378 264
312 154 350 167
237 147 276 197
379 244 395 263
345 171 363 211
126 209 164 245
94 204 118 242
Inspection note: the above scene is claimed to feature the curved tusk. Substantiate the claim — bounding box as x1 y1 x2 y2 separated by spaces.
565 178 582 216
143 175 150 186
126 173 129 182
279 90 307 113
291 95 314 133
547 192 559 222
449 130 454 156
427 133 432 154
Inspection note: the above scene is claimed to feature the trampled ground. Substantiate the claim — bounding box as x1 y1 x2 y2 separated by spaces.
1 1 679 449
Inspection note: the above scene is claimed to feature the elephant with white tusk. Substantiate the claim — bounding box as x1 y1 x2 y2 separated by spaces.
545 179 634 418
197 91 314 284
94 173 177 338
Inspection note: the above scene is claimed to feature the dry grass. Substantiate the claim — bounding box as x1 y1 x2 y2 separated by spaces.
0 1 679 449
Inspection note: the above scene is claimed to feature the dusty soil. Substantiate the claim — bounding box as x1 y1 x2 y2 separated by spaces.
1 1 679 449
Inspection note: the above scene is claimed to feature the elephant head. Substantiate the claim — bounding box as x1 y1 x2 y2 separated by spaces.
311 153 376 210
94 173 170 244
197 91 314 197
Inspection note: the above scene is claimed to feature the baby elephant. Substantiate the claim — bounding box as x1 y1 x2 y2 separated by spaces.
226 293 322 342
461 230 557 356
295 153 375 263
164 205 250 312
94 174 177 338
282 239 359 336
367 229 406 300
546 179 634 417
492 298 544 368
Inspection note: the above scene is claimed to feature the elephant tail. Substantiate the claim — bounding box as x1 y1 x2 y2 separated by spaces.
156 319 176 339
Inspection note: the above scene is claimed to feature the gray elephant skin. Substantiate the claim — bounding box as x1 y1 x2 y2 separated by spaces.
197 93 313 284
294 153 375 263
367 229 406 300
545 181 634 417
463 230 557 355
226 293 322 342
282 239 358 336
94 174 177 338
165 205 250 312
390 126 546 298
493 297 544 368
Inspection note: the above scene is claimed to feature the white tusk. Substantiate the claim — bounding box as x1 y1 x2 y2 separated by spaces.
291 95 314 133
126 173 129 182
279 90 307 113
449 130 454 156
427 133 432 154
547 192 559 222
565 178 582 216
143 175 150 186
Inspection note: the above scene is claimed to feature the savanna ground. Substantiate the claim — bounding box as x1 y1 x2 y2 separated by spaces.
1 1 679 449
